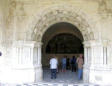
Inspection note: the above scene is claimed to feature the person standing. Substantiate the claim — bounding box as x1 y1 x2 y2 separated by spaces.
0 52 2 56
50 56 58 79
61 56 67 72
66 57 70 70
70 56 76 72
76 54 84 80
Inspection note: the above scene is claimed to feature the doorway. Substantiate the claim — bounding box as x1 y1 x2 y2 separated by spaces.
42 22 84 83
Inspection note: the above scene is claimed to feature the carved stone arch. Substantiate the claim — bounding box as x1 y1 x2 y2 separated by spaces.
27 4 96 42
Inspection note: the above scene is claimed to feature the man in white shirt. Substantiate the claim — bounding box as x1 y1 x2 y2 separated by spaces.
50 56 58 79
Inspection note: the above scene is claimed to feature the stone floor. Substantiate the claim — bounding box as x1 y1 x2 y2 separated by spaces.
0 69 99 86
43 69 82 84
0 83 99 86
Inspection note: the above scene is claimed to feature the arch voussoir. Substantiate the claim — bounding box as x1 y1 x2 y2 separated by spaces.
28 5 95 42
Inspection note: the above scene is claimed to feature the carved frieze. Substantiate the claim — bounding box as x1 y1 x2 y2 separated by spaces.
20 2 101 43
98 0 112 19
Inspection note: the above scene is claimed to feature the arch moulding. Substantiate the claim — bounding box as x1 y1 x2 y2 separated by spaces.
26 4 96 42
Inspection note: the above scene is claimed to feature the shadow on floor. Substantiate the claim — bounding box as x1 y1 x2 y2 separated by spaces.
43 69 83 84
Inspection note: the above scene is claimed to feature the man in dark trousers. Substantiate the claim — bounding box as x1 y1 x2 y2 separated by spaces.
50 56 58 79
71 56 76 72
0 52 2 56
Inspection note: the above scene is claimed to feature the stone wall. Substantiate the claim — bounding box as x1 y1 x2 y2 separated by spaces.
10 0 112 42
0 0 112 84
0 0 112 43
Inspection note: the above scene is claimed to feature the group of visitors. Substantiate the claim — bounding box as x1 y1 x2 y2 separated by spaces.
49 54 84 80
61 56 77 72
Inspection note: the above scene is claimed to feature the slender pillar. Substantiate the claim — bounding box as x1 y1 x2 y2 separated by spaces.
83 40 112 85
83 40 103 83
1 41 43 83
10 41 37 83
37 42 42 66
35 42 43 82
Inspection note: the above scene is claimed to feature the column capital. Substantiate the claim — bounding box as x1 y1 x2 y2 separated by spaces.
34 41 43 48
12 40 43 48
13 40 36 47
102 40 112 47
83 40 102 47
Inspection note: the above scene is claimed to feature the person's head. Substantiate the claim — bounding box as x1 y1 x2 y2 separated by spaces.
73 56 75 59
0 52 2 56
79 54 83 58
50 56 52 60
64 56 67 58
54 55 57 59
52 55 55 57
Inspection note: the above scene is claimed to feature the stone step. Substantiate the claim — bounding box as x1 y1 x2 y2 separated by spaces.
0 83 99 86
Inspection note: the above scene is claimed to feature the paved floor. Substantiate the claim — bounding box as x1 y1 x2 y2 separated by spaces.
0 83 99 86
0 69 99 86
43 69 83 84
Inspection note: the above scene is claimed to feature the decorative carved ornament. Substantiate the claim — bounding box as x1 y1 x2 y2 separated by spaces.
26 4 96 42
98 0 112 19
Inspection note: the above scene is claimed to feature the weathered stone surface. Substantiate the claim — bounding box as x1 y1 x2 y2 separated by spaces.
0 0 112 85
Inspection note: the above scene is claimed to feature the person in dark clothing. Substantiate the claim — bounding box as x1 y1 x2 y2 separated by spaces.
66 57 70 70
0 52 2 56
61 56 67 72
71 56 76 72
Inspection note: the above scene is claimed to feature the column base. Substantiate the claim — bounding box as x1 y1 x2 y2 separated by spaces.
0 66 35 84
0 65 43 84
34 65 43 82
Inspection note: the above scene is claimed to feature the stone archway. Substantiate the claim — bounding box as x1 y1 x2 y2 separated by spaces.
11 4 108 84
28 5 97 83
42 22 84 69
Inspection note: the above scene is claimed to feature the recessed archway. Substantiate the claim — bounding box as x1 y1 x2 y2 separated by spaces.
42 22 84 83
26 4 96 83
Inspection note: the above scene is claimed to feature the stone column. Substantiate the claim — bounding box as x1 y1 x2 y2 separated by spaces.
10 41 38 83
34 42 43 82
83 40 112 85
12 41 36 67
12 41 43 83
83 40 103 83
37 42 42 66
